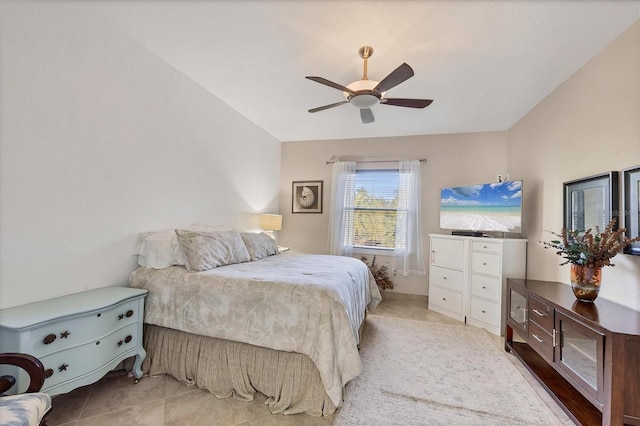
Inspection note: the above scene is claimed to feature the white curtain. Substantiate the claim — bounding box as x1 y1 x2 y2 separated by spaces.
328 161 356 256
393 160 426 276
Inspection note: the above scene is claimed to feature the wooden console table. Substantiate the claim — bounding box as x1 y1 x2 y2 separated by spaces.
505 278 640 426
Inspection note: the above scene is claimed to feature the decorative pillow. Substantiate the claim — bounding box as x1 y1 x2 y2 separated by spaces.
241 232 279 261
135 224 231 269
175 229 250 272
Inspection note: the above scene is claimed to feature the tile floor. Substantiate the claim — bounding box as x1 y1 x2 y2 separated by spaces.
46 292 574 425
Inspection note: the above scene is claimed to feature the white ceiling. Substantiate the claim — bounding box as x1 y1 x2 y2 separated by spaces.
86 1 639 142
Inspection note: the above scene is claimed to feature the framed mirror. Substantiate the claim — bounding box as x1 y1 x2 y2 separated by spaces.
623 166 640 255
563 172 619 232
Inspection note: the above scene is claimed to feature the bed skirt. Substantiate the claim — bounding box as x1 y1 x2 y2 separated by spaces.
141 324 338 416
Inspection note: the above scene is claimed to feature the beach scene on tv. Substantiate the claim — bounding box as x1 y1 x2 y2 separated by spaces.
440 181 522 233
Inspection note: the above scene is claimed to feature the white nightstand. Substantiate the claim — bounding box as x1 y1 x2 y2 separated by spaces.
0 287 148 396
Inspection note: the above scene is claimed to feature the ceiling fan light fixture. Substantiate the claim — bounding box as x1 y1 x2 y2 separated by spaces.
350 94 378 109
343 79 382 109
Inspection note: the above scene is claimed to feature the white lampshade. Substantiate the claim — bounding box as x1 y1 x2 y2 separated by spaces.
259 214 282 231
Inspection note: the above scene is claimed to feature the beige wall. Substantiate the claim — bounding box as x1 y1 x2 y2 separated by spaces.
0 3 281 308
280 132 509 295
508 21 640 310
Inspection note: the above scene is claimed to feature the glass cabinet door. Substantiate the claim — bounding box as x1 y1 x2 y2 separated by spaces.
508 287 528 336
555 312 604 403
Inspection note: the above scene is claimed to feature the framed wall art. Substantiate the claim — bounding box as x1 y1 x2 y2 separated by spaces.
623 165 640 255
292 181 323 213
563 171 619 232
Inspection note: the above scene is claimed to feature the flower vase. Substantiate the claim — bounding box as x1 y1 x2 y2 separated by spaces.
570 264 602 302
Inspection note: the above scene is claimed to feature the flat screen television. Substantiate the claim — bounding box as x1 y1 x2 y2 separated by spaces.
440 180 523 235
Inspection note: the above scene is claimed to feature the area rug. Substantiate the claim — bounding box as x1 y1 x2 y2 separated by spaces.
334 316 563 425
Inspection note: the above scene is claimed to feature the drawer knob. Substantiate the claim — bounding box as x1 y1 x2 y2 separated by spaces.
119 310 134 320
43 334 56 345
482 286 486 289
60 330 70 339
533 309 546 317
532 334 544 344
481 310 486 314
44 369 53 379
125 335 132 343
442 297 446 301
443 276 447 280
58 363 68 372
483 245 487 248
482 262 487 266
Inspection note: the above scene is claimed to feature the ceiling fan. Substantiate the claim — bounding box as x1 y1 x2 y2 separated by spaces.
306 46 433 124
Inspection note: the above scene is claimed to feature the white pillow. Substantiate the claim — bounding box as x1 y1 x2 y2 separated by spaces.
135 230 185 269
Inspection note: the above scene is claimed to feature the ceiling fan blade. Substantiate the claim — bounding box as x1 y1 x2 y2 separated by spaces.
306 76 356 95
373 63 414 94
360 108 375 124
308 101 348 113
381 98 433 109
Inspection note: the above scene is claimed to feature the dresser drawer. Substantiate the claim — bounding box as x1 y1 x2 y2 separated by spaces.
471 274 501 301
528 321 554 362
471 241 501 254
529 296 554 334
429 286 462 315
25 298 141 358
429 266 463 292
41 323 139 391
471 252 501 277
469 297 500 328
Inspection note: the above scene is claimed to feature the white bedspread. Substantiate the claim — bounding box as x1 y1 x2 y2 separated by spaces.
129 253 381 406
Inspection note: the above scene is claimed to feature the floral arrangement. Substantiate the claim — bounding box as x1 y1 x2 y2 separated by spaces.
361 255 395 290
540 218 640 268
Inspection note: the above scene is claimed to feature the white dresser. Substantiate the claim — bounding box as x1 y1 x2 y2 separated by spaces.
0 287 147 396
428 234 527 335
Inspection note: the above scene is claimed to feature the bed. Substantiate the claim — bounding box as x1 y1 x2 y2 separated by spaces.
129 227 381 416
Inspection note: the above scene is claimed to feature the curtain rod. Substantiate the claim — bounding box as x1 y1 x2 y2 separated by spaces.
325 158 427 165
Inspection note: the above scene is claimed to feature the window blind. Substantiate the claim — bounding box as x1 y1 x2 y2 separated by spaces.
346 169 405 249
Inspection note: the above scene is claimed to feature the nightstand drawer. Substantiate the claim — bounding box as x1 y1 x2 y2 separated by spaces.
41 323 139 391
471 252 501 276
429 286 462 315
471 274 501 301
470 297 500 328
26 298 141 357
529 296 554 334
429 266 463 292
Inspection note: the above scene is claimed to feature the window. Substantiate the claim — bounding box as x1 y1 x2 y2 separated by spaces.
328 159 425 276
349 169 402 251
